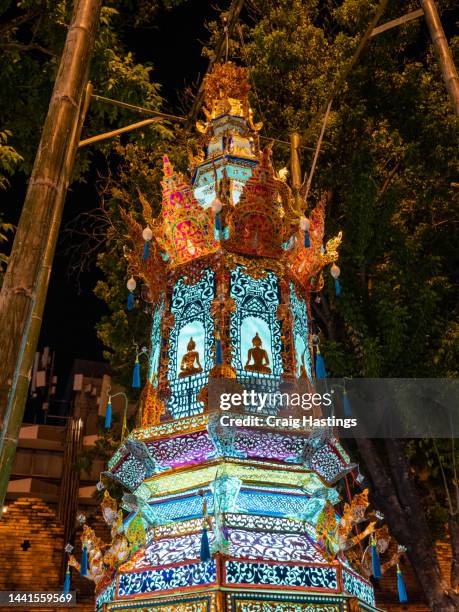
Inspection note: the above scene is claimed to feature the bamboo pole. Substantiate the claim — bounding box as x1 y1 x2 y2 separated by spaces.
0 0 102 510
420 0 459 116
78 117 161 148
290 133 302 190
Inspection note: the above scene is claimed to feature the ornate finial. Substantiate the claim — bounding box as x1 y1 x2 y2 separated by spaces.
202 62 251 120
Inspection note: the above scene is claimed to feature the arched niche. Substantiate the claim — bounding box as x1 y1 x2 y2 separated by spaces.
230 266 282 378
176 320 205 378
241 315 273 375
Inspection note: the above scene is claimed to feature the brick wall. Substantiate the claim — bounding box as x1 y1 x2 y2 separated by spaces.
0 498 64 593
0 498 106 612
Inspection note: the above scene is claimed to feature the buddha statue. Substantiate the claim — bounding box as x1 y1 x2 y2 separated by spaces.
244 332 271 374
179 337 203 378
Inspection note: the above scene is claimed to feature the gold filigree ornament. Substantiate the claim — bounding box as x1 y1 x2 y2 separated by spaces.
141 381 166 427
156 156 219 267
202 62 253 122
287 194 342 288
223 147 296 259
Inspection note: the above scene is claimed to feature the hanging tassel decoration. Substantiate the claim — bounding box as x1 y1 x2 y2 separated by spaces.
334 278 341 296
371 537 381 579
199 491 211 562
397 564 408 603
315 349 327 379
126 277 136 311
216 334 223 365
63 565 71 593
80 546 88 576
300 216 310 248
200 526 211 562
331 263 341 297
132 356 141 389
104 399 112 430
343 390 352 417
142 226 153 261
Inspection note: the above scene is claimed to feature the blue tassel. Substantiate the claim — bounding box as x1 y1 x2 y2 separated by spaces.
104 401 112 429
223 226 229 240
127 291 134 311
315 352 327 379
343 391 352 417
200 527 211 562
132 359 141 389
80 546 88 576
216 338 223 365
304 229 310 248
143 241 150 261
334 278 341 296
371 540 381 579
63 566 71 593
397 565 408 603
215 213 222 231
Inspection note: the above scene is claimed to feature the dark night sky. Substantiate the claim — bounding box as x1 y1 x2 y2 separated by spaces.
23 4 217 394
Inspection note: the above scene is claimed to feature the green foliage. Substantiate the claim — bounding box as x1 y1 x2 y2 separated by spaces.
0 130 22 275
0 1 166 174
221 0 459 379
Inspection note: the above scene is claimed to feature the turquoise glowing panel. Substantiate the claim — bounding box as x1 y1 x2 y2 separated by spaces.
230 266 282 377
167 269 215 419
148 303 162 386
290 283 312 381
193 160 255 208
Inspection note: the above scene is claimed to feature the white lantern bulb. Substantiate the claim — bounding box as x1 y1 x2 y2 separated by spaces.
142 226 153 242
330 264 341 278
300 216 310 231
127 276 136 292
211 198 223 214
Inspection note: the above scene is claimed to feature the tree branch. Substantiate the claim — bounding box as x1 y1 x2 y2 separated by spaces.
0 42 55 56
0 10 40 36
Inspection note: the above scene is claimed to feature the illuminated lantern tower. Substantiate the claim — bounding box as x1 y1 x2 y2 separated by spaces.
75 63 389 612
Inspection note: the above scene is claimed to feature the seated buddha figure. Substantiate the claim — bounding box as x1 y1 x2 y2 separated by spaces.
179 337 203 378
244 332 271 374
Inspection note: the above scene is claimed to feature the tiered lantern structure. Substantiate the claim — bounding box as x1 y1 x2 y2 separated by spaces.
71 63 404 612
